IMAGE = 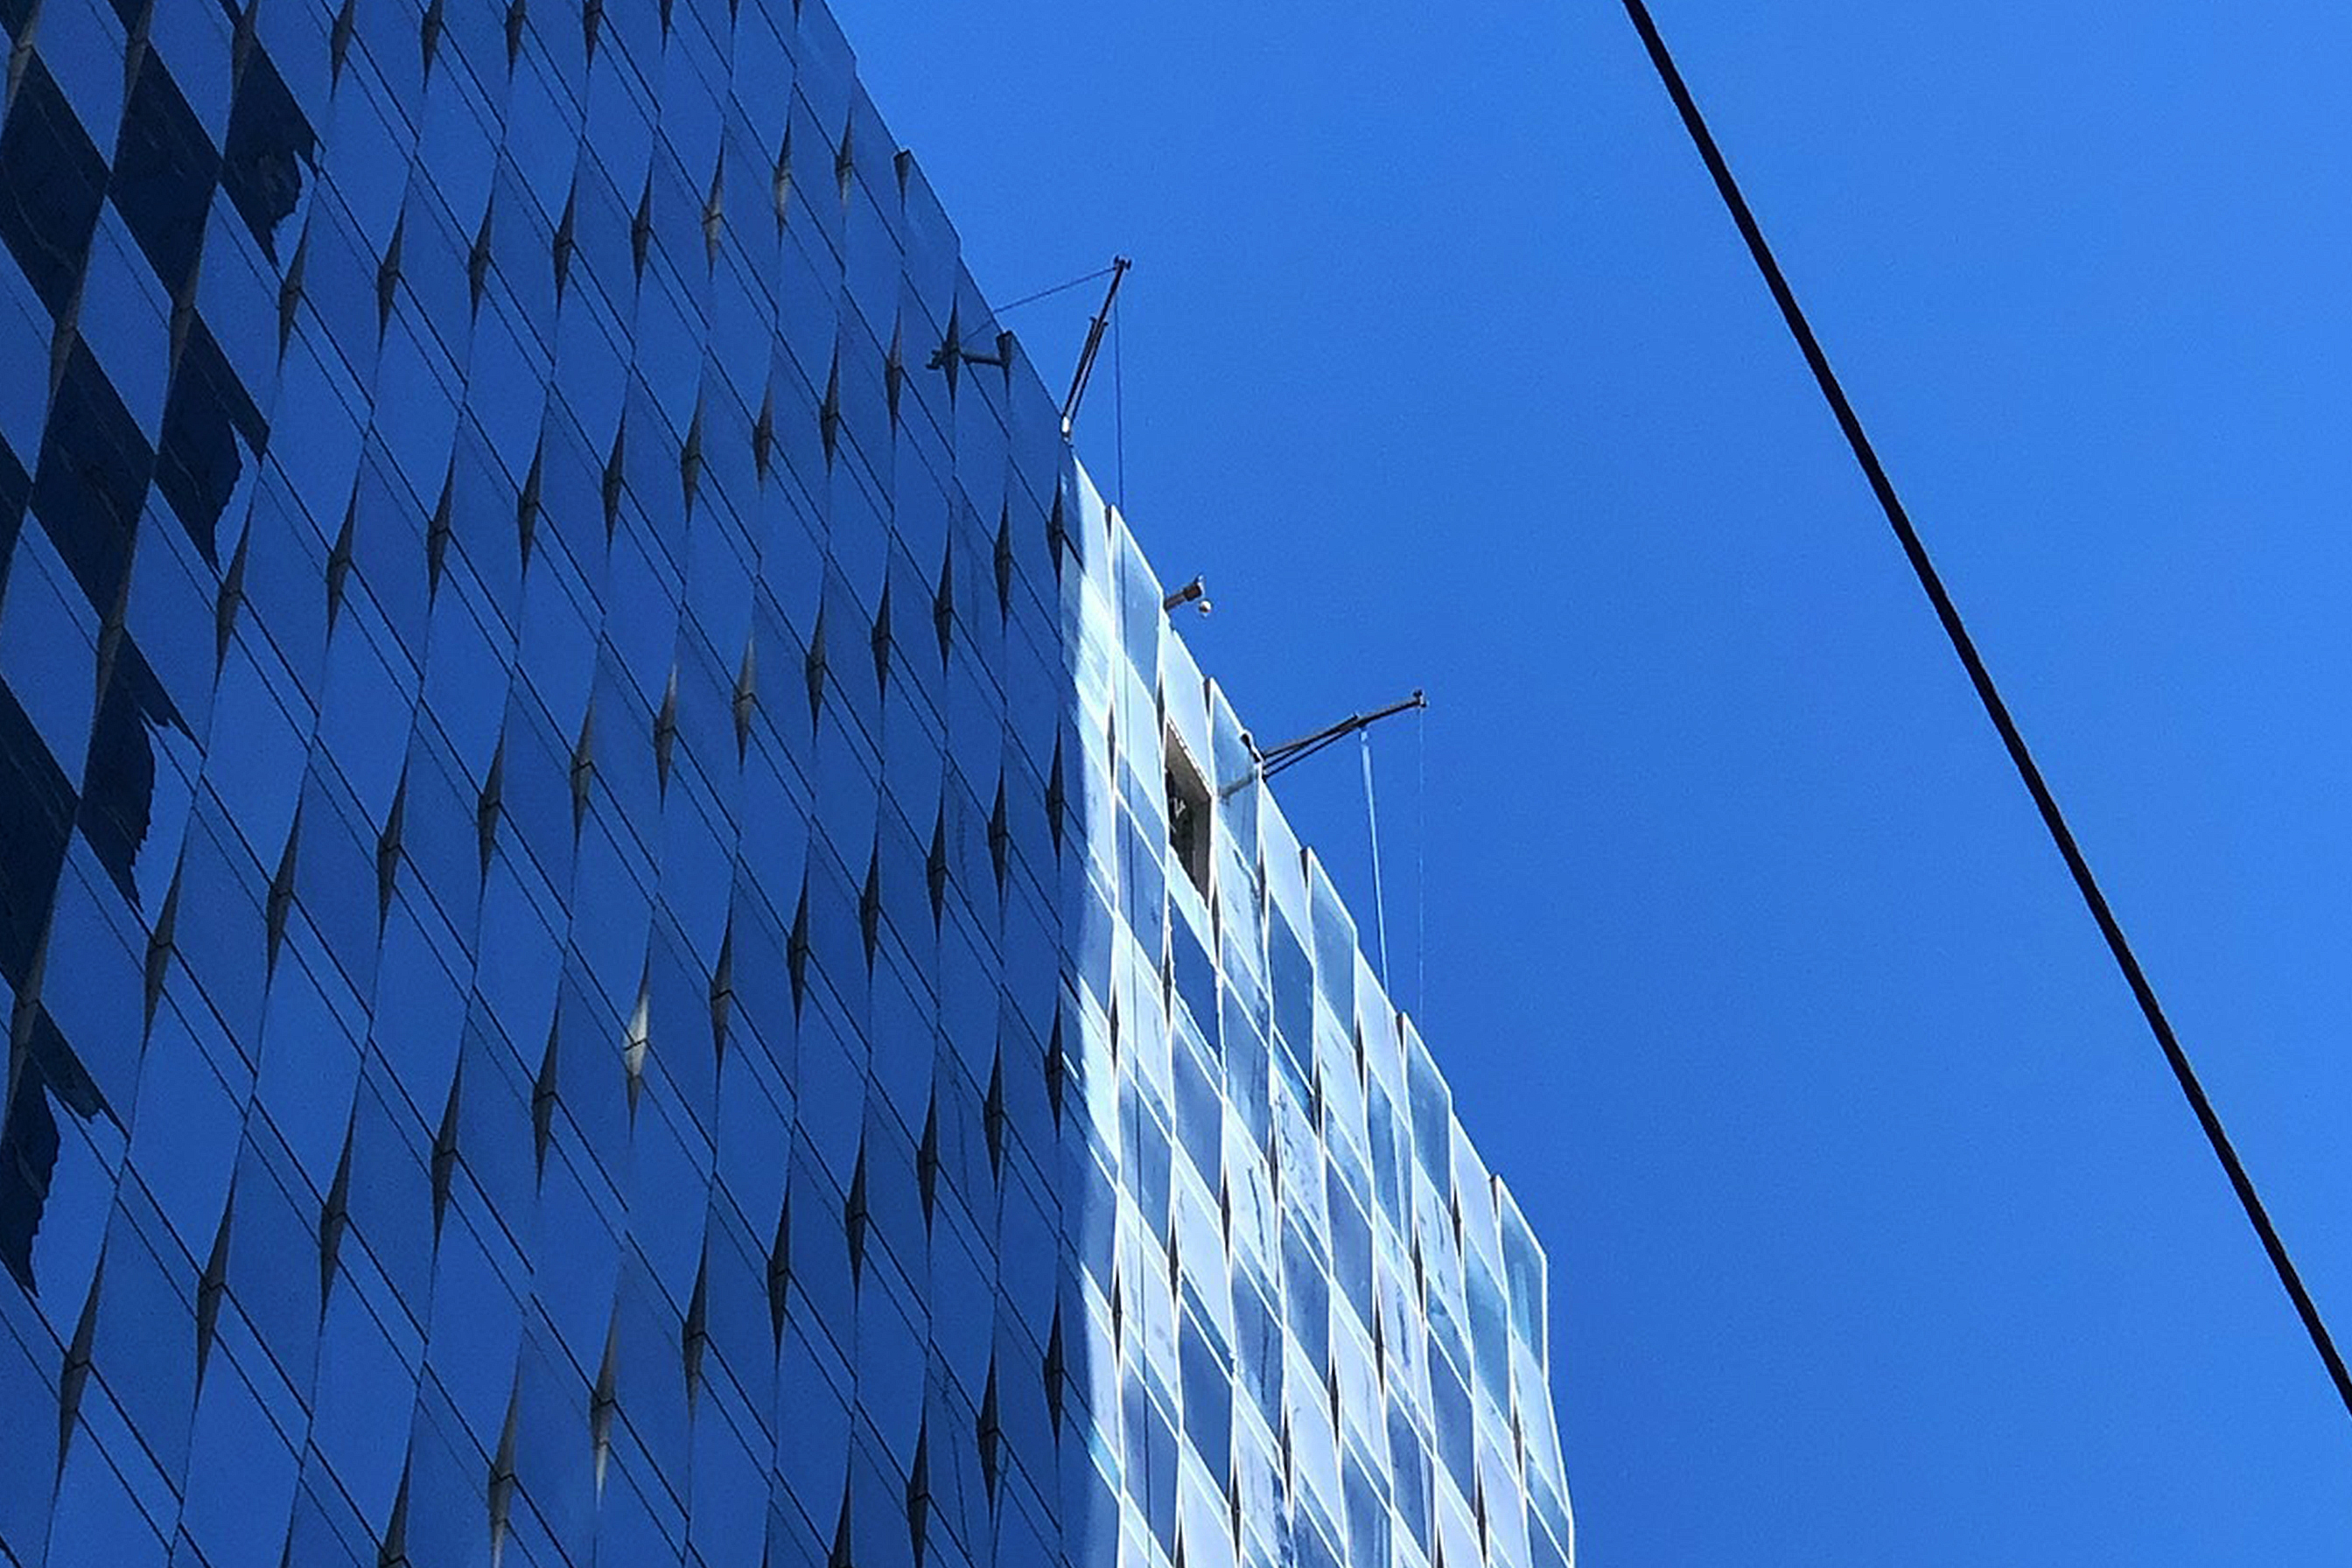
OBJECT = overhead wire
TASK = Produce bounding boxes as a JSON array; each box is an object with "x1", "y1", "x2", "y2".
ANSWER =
[
  {"x1": 995, "y1": 263, "x2": 1120, "y2": 315},
  {"x1": 1614, "y1": 0, "x2": 2352, "y2": 1423}
]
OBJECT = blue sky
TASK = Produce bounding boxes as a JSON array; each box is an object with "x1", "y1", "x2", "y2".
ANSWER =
[{"x1": 831, "y1": 1, "x2": 2352, "y2": 1559}]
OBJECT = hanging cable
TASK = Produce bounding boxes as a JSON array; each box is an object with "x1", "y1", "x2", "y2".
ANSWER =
[
  {"x1": 1362, "y1": 729, "x2": 1393, "y2": 987},
  {"x1": 1416, "y1": 702, "x2": 1428, "y2": 1018},
  {"x1": 1113, "y1": 291, "x2": 1128, "y2": 512},
  {"x1": 1616, "y1": 0, "x2": 2352, "y2": 1423}
]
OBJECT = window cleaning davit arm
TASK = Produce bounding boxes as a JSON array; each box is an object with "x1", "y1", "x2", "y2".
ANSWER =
[
  {"x1": 1060, "y1": 256, "x2": 1130, "y2": 438},
  {"x1": 1254, "y1": 690, "x2": 1425, "y2": 781}
]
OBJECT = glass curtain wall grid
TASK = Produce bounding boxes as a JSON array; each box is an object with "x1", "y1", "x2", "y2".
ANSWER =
[{"x1": 0, "y1": 1, "x2": 1573, "y2": 1566}]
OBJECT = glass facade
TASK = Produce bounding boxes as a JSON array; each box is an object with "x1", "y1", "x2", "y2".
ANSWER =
[{"x1": 0, "y1": 1, "x2": 1571, "y2": 1564}]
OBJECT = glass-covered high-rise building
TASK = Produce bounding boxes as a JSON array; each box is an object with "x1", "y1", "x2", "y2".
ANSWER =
[{"x1": 0, "y1": 1, "x2": 1575, "y2": 1564}]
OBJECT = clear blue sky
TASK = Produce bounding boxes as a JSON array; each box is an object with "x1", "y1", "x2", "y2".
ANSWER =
[{"x1": 831, "y1": 1, "x2": 2352, "y2": 1559}]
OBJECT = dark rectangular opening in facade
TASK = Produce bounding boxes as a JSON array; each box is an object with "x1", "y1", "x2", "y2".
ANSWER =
[{"x1": 1165, "y1": 731, "x2": 1213, "y2": 899}]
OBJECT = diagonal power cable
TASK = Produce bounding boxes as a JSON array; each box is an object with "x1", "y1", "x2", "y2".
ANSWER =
[{"x1": 1615, "y1": 0, "x2": 2352, "y2": 1422}]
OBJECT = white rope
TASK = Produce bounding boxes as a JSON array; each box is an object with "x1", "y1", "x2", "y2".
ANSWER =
[{"x1": 1361, "y1": 728, "x2": 1392, "y2": 987}]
